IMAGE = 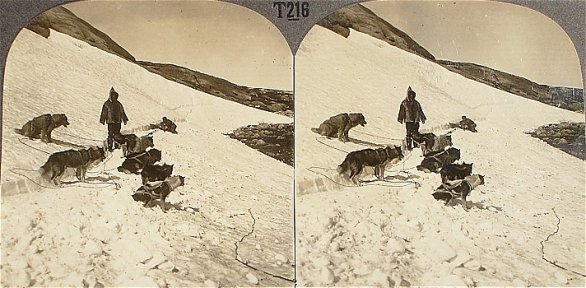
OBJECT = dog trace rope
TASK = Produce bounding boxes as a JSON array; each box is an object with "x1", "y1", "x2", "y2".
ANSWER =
[
  {"x1": 53, "y1": 130, "x2": 104, "y2": 143},
  {"x1": 351, "y1": 129, "x2": 404, "y2": 141},
  {"x1": 17, "y1": 137, "x2": 52, "y2": 155}
]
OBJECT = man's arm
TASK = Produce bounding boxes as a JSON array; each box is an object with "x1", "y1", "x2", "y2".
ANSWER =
[
  {"x1": 397, "y1": 102, "x2": 405, "y2": 123},
  {"x1": 99, "y1": 103, "x2": 108, "y2": 124}
]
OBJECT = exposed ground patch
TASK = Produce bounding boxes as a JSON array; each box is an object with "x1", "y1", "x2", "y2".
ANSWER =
[
  {"x1": 529, "y1": 122, "x2": 585, "y2": 160},
  {"x1": 227, "y1": 123, "x2": 293, "y2": 166}
]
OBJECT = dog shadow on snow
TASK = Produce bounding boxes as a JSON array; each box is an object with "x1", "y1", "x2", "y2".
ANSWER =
[
  {"x1": 59, "y1": 175, "x2": 121, "y2": 186},
  {"x1": 50, "y1": 138, "x2": 87, "y2": 149},
  {"x1": 144, "y1": 201, "x2": 200, "y2": 214},
  {"x1": 445, "y1": 198, "x2": 502, "y2": 212},
  {"x1": 347, "y1": 137, "x2": 386, "y2": 148}
]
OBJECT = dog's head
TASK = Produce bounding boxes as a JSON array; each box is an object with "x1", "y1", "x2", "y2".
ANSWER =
[
  {"x1": 349, "y1": 113, "x2": 367, "y2": 127},
  {"x1": 177, "y1": 175, "x2": 185, "y2": 186},
  {"x1": 148, "y1": 148, "x2": 162, "y2": 162},
  {"x1": 446, "y1": 147, "x2": 461, "y2": 161},
  {"x1": 463, "y1": 162, "x2": 474, "y2": 174},
  {"x1": 145, "y1": 135, "x2": 154, "y2": 147},
  {"x1": 443, "y1": 135, "x2": 453, "y2": 146},
  {"x1": 162, "y1": 163, "x2": 174, "y2": 173},
  {"x1": 167, "y1": 175, "x2": 186, "y2": 189},
  {"x1": 384, "y1": 145, "x2": 404, "y2": 163},
  {"x1": 87, "y1": 146, "x2": 106, "y2": 165},
  {"x1": 54, "y1": 114, "x2": 70, "y2": 128},
  {"x1": 465, "y1": 174, "x2": 485, "y2": 188}
]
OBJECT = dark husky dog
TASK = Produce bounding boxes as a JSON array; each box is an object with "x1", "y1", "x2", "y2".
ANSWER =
[
  {"x1": 15, "y1": 113, "x2": 70, "y2": 143},
  {"x1": 132, "y1": 175, "x2": 186, "y2": 211},
  {"x1": 118, "y1": 148, "x2": 162, "y2": 174},
  {"x1": 141, "y1": 163, "x2": 173, "y2": 185},
  {"x1": 311, "y1": 113, "x2": 367, "y2": 142},
  {"x1": 412, "y1": 131, "x2": 453, "y2": 156},
  {"x1": 114, "y1": 133, "x2": 154, "y2": 157},
  {"x1": 337, "y1": 145, "x2": 403, "y2": 185},
  {"x1": 417, "y1": 147, "x2": 460, "y2": 173},
  {"x1": 39, "y1": 146, "x2": 106, "y2": 185},
  {"x1": 440, "y1": 162, "x2": 473, "y2": 183},
  {"x1": 432, "y1": 174, "x2": 485, "y2": 211}
]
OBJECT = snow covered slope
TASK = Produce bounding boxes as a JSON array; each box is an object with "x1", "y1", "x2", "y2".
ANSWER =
[
  {"x1": 2, "y1": 29, "x2": 293, "y2": 286},
  {"x1": 295, "y1": 26, "x2": 584, "y2": 286}
]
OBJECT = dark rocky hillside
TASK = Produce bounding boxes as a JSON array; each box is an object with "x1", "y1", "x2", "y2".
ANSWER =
[
  {"x1": 137, "y1": 61, "x2": 293, "y2": 116},
  {"x1": 438, "y1": 61, "x2": 584, "y2": 113},
  {"x1": 528, "y1": 122, "x2": 585, "y2": 160},
  {"x1": 227, "y1": 123, "x2": 294, "y2": 166},
  {"x1": 318, "y1": 4, "x2": 435, "y2": 61},
  {"x1": 25, "y1": 7, "x2": 293, "y2": 116},
  {"x1": 318, "y1": 4, "x2": 583, "y2": 113},
  {"x1": 25, "y1": 7, "x2": 135, "y2": 62}
]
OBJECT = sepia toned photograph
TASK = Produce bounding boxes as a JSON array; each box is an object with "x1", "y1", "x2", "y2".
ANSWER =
[
  {"x1": 295, "y1": 0, "x2": 584, "y2": 286},
  {"x1": 1, "y1": 0, "x2": 294, "y2": 287}
]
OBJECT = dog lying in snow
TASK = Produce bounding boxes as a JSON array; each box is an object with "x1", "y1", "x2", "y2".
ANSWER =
[
  {"x1": 337, "y1": 145, "x2": 403, "y2": 185},
  {"x1": 113, "y1": 133, "x2": 154, "y2": 157},
  {"x1": 417, "y1": 147, "x2": 460, "y2": 173},
  {"x1": 440, "y1": 162, "x2": 473, "y2": 183},
  {"x1": 432, "y1": 174, "x2": 485, "y2": 211},
  {"x1": 412, "y1": 131, "x2": 453, "y2": 156},
  {"x1": 132, "y1": 175, "x2": 185, "y2": 211},
  {"x1": 141, "y1": 163, "x2": 173, "y2": 185},
  {"x1": 118, "y1": 148, "x2": 162, "y2": 174}
]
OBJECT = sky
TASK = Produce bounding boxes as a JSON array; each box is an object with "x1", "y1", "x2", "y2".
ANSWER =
[
  {"x1": 65, "y1": 0, "x2": 293, "y2": 90},
  {"x1": 63, "y1": 0, "x2": 583, "y2": 90},
  {"x1": 363, "y1": 0, "x2": 584, "y2": 89}
]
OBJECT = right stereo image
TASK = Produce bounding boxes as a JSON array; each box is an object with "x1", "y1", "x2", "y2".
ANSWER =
[{"x1": 295, "y1": 1, "x2": 584, "y2": 286}]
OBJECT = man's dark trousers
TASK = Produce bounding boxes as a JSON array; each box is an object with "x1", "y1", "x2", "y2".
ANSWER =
[
  {"x1": 107, "y1": 123, "x2": 121, "y2": 151},
  {"x1": 405, "y1": 122, "x2": 420, "y2": 150}
]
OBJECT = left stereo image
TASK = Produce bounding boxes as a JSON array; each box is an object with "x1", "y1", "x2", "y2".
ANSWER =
[{"x1": 1, "y1": 1, "x2": 294, "y2": 287}]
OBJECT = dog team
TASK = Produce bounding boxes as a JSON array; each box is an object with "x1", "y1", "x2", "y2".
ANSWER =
[
  {"x1": 17, "y1": 87, "x2": 184, "y2": 211},
  {"x1": 312, "y1": 86, "x2": 484, "y2": 211},
  {"x1": 18, "y1": 86, "x2": 482, "y2": 211}
]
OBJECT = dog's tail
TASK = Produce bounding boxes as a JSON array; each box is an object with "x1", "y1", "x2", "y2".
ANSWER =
[{"x1": 311, "y1": 127, "x2": 320, "y2": 134}]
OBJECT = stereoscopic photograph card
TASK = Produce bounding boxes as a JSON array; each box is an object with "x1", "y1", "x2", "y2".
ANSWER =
[
  {"x1": 1, "y1": 0, "x2": 293, "y2": 286},
  {"x1": 0, "y1": 0, "x2": 584, "y2": 287},
  {"x1": 294, "y1": 0, "x2": 584, "y2": 286}
]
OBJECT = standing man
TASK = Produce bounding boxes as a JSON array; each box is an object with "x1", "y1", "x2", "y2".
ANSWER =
[
  {"x1": 397, "y1": 86, "x2": 426, "y2": 150},
  {"x1": 100, "y1": 87, "x2": 128, "y2": 151}
]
